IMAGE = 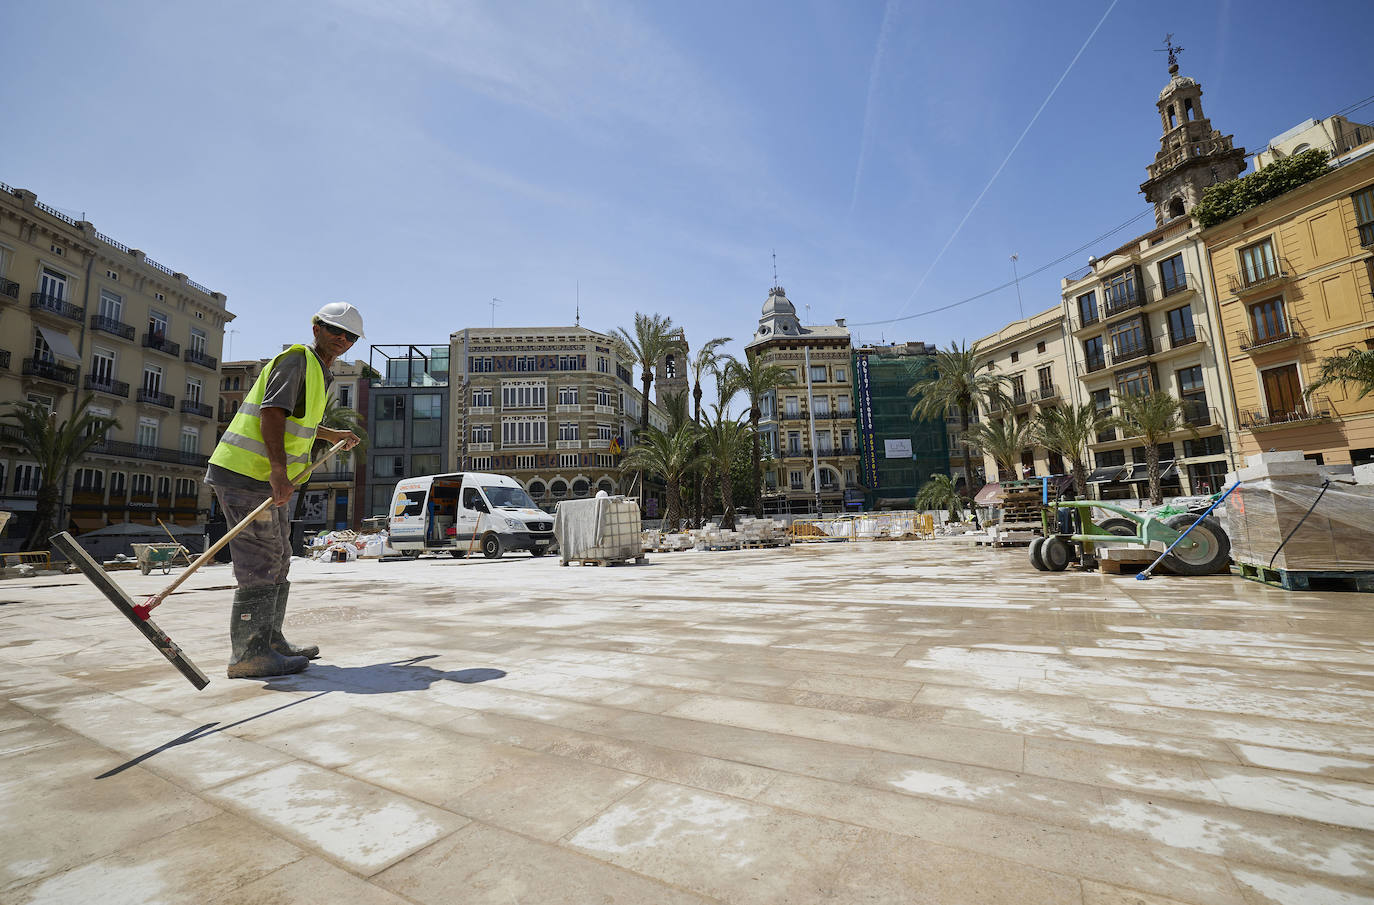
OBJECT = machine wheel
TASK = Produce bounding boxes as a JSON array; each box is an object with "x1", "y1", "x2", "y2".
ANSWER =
[
  {"x1": 1096, "y1": 517, "x2": 1138, "y2": 537},
  {"x1": 1028, "y1": 537, "x2": 1049, "y2": 571},
  {"x1": 529, "y1": 546, "x2": 547, "y2": 557},
  {"x1": 481, "y1": 533, "x2": 503, "y2": 559},
  {"x1": 1161, "y1": 514, "x2": 1231, "y2": 575},
  {"x1": 1040, "y1": 536, "x2": 1073, "y2": 572},
  {"x1": 449, "y1": 550, "x2": 465, "y2": 559},
  {"x1": 140, "y1": 562, "x2": 152, "y2": 575}
]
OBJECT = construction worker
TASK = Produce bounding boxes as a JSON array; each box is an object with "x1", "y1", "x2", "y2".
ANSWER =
[{"x1": 206, "y1": 303, "x2": 364, "y2": 678}]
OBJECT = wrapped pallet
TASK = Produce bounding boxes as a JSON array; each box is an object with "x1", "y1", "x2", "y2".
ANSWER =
[
  {"x1": 1223, "y1": 453, "x2": 1374, "y2": 572},
  {"x1": 554, "y1": 493, "x2": 644, "y2": 564}
]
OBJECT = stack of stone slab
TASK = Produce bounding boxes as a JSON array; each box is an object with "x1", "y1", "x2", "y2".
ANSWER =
[
  {"x1": 555, "y1": 495, "x2": 644, "y2": 564},
  {"x1": 1223, "y1": 452, "x2": 1374, "y2": 573},
  {"x1": 735, "y1": 518, "x2": 789, "y2": 547}
]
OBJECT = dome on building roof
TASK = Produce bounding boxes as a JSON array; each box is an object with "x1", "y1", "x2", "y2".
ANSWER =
[
  {"x1": 762, "y1": 286, "x2": 795, "y2": 318},
  {"x1": 1159, "y1": 74, "x2": 1198, "y2": 102}
]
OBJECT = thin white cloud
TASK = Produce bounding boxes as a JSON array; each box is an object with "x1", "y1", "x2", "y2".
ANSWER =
[{"x1": 848, "y1": 0, "x2": 900, "y2": 219}]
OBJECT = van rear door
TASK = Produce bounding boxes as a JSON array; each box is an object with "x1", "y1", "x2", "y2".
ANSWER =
[{"x1": 389, "y1": 481, "x2": 430, "y2": 544}]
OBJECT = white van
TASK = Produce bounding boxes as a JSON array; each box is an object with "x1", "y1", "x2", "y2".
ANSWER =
[{"x1": 387, "y1": 472, "x2": 555, "y2": 558}]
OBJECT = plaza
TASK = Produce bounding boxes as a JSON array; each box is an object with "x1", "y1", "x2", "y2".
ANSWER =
[{"x1": 2, "y1": 540, "x2": 1371, "y2": 904}]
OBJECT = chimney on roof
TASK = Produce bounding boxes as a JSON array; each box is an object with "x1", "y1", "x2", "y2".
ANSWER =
[{"x1": 835, "y1": 318, "x2": 846, "y2": 328}]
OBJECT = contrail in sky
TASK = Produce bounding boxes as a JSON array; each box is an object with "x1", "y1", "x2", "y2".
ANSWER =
[
  {"x1": 892, "y1": 0, "x2": 1121, "y2": 317},
  {"x1": 848, "y1": 0, "x2": 899, "y2": 220}
]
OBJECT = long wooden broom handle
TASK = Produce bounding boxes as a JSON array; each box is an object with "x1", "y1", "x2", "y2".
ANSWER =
[{"x1": 137, "y1": 439, "x2": 350, "y2": 616}]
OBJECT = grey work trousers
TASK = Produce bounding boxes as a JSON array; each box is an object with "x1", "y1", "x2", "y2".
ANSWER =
[{"x1": 212, "y1": 484, "x2": 291, "y2": 589}]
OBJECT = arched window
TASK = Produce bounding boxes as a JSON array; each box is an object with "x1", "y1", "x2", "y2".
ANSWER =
[
  {"x1": 572, "y1": 478, "x2": 590, "y2": 497},
  {"x1": 1168, "y1": 197, "x2": 1186, "y2": 220},
  {"x1": 550, "y1": 479, "x2": 568, "y2": 499},
  {"x1": 596, "y1": 478, "x2": 615, "y2": 496},
  {"x1": 527, "y1": 480, "x2": 546, "y2": 500}
]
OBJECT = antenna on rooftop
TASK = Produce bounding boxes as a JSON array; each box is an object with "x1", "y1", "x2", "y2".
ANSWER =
[
  {"x1": 575, "y1": 281, "x2": 580, "y2": 327},
  {"x1": 772, "y1": 249, "x2": 778, "y2": 287},
  {"x1": 1156, "y1": 34, "x2": 1184, "y2": 74},
  {"x1": 490, "y1": 297, "x2": 502, "y2": 328}
]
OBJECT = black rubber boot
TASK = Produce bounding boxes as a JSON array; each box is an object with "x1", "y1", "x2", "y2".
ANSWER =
[
  {"x1": 228, "y1": 586, "x2": 309, "y2": 679},
  {"x1": 269, "y1": 581, "x2": 320, "y2": 660}
]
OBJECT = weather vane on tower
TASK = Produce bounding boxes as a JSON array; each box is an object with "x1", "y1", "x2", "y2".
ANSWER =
[{"x1": 1157, "y1": 34, "x2": 1184, "y2": 74}]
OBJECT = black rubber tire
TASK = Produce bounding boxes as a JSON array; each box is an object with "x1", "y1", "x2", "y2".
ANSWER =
[
  {"x1": 1040, "y1": 535, "x2": 1072, "y2": 572},
  {"x1": 529, "y1": 546, "x2": 547, "y2": 557},
  {"x1": 1028, "y1": 537, "x2": 1049, "y2": 571},
  {"x1": 1096, "y1": 517, "x2": 1138, "y2": 537},
  {"x1": 449, "y1": 550, "x2": 465, "y2": 559},
  {"x1": 481, "y1": 533, "x2": 503, "y2": 559},
  {"x1": 1161, "y1": 514, "x2": 1231, "y2": 575}
]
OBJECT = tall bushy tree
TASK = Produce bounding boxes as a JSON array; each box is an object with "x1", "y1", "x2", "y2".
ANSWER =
[
  {"x1": 1033, "y1": 403, "x2": 1105, "y2": 497},
  {"x1": 2, "y1": 396, "x2": 119, "y2": 550},
  {"x1": 700, "y1": 410, "x2": 751, "y2": 529},
  {"x1": 906, "y1": 342, "x2": 1008, "y2": 493},
  {"x1": 619, "y1": 423, "x2": 704, "y2": 530},
  {"x1": 724, "y1": 355, "x2": 793, "y2": 511},
  {"x1": 1110, "y1": 391, "x2": 1185, "y2": 505}
]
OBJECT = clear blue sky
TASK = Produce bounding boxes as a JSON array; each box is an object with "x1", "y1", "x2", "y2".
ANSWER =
[{"x1": 6, "y1": 0, "x2": 1372, "y2": 375}]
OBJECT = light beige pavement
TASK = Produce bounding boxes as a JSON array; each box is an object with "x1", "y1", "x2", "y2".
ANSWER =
[{"x1": 2, "y1": 539, "x2": 1373, "y2": 905}]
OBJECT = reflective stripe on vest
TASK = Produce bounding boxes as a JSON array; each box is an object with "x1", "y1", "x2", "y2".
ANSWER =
[{"x1": 208, "y1": 344, "x2": 326, "y2": 482}]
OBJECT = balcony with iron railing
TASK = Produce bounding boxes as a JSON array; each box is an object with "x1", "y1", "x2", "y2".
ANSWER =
[
  {"x1": 30, "y1": 292, "x2": 84, "y2": 322},
  {"x1": 180, "y1": 400, "x2": 214, "y2": 419},
  {"x1": 1359, "y1": 221, "x2": 1374, "y2": 248},
  {"x1": 1237, "y1": 317, "x2": 1304, "y2": 354},
  {"x1": 142, "y1": 333, "x2": 181, "y2": 358},
  {"x1": 1031, "y1": 384, "x2": 1061, "y2": 404},
  {"x1": 89, "y1": 314, "x2": 136, "y2": 341},
  {"x1": 85, "y1": 375, "x2": 130, "y2": 398},
  {"x1": 1228, "y1": 257, "x2": 1292, "y2": 297},
  {"x1": 1106, "y1": 343, "x2": 1152, "y2": 366},
  {"x1": 1181, "y1": 401, "x2": 1217, "y2": 427},
  {"x1": 1078, "y1": 356, "x2": 1107, "y2": 376},
  {"x1": 1159, "y1": 272, "x2": 1192, "y2": 300},
  {"x1": 1241, "y1": 396, "x2": 1333, "y2": 431},
  {"x1": 1102, "y1": 287, "x2": 1147, "y2": 319},
  {"x1": 1, "y1": 278, "x2": 18, "y2": 301},
  {"x1": 137, "y1": 388, "x2": 176, "y2": 408},
  {"x1": 23, "y1": 357, "x2": 78, "y2": 386},
  {"x1": 87, "y1": 438, "x2": 210, "y2": 467},
  {"x1": 184, "y1": 348, "x2": 218, "y2": 370}
]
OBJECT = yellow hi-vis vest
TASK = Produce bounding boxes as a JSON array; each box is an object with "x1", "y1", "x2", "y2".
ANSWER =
[{"x1": 209, "y1": 344, "x2": 326, "y2": 483}]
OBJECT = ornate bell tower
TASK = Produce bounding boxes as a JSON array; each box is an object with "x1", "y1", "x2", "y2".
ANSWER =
[{"x1": 1140, "y1": 37, "x2": 1247, "y2": 226}]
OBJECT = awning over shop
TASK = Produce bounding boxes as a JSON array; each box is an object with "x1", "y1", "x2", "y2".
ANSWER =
[
  {"x1": 1086, "y1": 466, "x2": 1126, "y2": 484},
  {"x1": 1121, "y1": 460, "x2": 1178, "y2": 483},
  {"x1": 973, "y1": 482, "x2": 1002, "y2": 506},
  {"x1": 1160, "y1": 461, "x2": 1179, "y2": 481},
  {"x1": 37, "y1": 326, "x2": 80, "y2": 362}
]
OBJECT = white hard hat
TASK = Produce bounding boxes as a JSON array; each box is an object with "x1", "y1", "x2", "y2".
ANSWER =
[{"x1": 313, "y1": 302, "x2": 365, "y2": 338}]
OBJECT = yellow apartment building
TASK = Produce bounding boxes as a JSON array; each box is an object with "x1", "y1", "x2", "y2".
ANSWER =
[
  {"x1": 1203, "y1": 152, "x2": 1374, "y2": 466},
  {"x1": 0, "y1": 182, "x2": 232, "y2": 544}
]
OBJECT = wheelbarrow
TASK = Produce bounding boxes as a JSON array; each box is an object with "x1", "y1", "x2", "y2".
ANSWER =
[
  {"x1": 132, "y1": 543, "x2": 185, "y2": 576},
  {"x1": 1028, "y1": 498, "x2": 1231, "y2": 576}
]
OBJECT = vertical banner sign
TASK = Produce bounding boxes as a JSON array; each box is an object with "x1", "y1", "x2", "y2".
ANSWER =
[{"x1": 855, "y1": 355, "x2": 879, "y2": 490}]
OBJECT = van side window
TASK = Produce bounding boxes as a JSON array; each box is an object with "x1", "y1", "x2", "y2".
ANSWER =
[
  {"x1": 462, "y1": 488, "x2": 484, "y2": 510},
  {"x1": 394, "y1": 491, "x2": 425, "y2": 517}
]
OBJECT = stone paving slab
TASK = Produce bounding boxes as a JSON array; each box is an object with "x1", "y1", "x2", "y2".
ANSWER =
[{"x1": 2, "y1": 540, "x2": 1374, "y2": 904}]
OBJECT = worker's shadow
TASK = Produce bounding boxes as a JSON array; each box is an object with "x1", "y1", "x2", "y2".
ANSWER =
[
  {"x1": 95, "y1": 656, "x2": 504, "y2": 780},
  {"x1": 261, "y1": 655, "x2": 506, "y2": 694}
]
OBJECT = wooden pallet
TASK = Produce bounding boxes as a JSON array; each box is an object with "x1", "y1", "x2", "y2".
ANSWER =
[
  {"x1": 741, "y1": 540, "x2": 790, "y2": 549},
  {"x1": 1232, "y1": 561, "x2": 1374, "y2": 593},
  {"x1": 561, "y1": 555, "x2": 647, "y2": 567}
]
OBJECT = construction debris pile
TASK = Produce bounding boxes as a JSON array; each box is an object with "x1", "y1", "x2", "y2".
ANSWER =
[
  {"x1": 1224, "y1": 452, "x2": 1374, "y2": 581},
  {"x1": 307, "y1": 530, "x2": 389, "y2": 562},
  {"x1": 645, "y1": 517, "x2": 790, "y2": 552}
]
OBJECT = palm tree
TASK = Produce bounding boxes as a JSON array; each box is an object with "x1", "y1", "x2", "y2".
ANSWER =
[
  {"x1": 1307, "y1": 348, "x2": 1374, "y2": 400},
  {"x1": 966, "y1": 417, "x2": 1035, "y2": 481},
  {"x1": 619, "y1": 423, "x2": 704, "y2": 530},
  {"x1": 724, "y1": 355, "x2": 794, "y2": 511},
  {"x1": 700, "y1": 406, "x2": 750, "y2": 528},
  {"x1": 915, "y1": 474, "x2": 967, "y2": 521},
  {"x1": 686, "y1": 338, "x2": 732, "y2": 526},
  {"x1": 1034, "y1": 403, "x2": 1104, "y2": 497},
  {"x1": 906, "y1": 342, "x2": 1008, "y2": 495},
  {"x1": 1110, "y1": 391, "x2": 1185, "y2": 505},
  {"x1": 1, "y1": 396, "x2": 119, "y2": 550},
  {"x1": 611, "y1": 313, "x2": 684, "y2": 436}
]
